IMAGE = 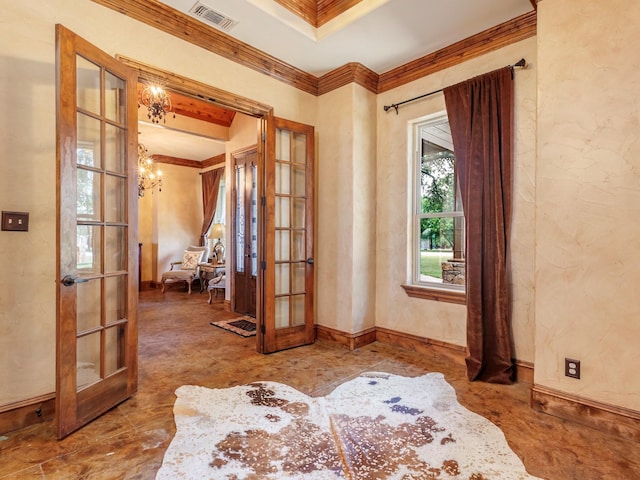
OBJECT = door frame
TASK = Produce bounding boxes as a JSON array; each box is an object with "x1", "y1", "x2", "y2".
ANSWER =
[{"x1": 115, "y1": 56, "x2": 274, "y2": 351}]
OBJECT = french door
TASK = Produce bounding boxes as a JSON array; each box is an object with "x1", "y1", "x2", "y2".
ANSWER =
[
  {"x1": 56, "y1": 25, "x2": 138, "y2": 439},
  {"x1": 232, "y1": 147, "x2": 258, "y2": 317},
  {"x1": 261, "y1": 117, "x2": 315, "y2": 353}
]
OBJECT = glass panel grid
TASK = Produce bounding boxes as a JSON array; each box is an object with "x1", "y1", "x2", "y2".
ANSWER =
[
  {"x1": 251, "y1": 164, "x2": 258, "y2": 276},
  {"x1": 76, "y1": 55, "x2": 101, "y2": 115},
  {"x1": 235, "y1": 165, "x2": 246, "y2": 273},
  {"x1": 76, "y1": 279, "x2": 102, "y2": 333},
  {"x1": 77, "y1": 333, "x2": 101, "y2": 389},
  {"x1": 105, "y1": 324, "x2": 126, "y2": 376}
]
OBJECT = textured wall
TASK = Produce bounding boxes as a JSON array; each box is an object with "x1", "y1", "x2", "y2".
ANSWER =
[
  {"x1": 375, "y1": 38, "x2": 538, "y2": 359},
  {"x1": 0, "y1": 0, "x2": 316, "y2": 406},
  {"x1": 535, "y1": 0, "x2": 640, "y2": 410}
]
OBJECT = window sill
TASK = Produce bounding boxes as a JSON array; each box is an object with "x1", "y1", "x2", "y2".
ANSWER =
[{"x1": 401, "y1": 284, "x2": 466, "y2": 305}]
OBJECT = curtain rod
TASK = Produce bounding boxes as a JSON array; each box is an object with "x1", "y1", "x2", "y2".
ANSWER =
[{"x1": 383, "y1": 58, "x2": 527, "y2": 114}]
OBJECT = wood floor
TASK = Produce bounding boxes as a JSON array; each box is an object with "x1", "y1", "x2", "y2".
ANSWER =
[{"x1": 1, "y1": 288, "x2": 639, "y2": 479}]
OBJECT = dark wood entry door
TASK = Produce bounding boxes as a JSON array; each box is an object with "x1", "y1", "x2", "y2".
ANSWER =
[{"x1": 232, "y1": 147, "x2": 258, "y2": 317}]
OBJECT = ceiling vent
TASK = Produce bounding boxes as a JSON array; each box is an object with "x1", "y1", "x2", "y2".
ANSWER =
[{"x1": 189, "y1": 2, "x2": 238, "y2": 32}]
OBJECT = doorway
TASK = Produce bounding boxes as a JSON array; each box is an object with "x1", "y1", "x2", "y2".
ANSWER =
[{"x1": 231, "y1": 147, "x2": 258, "y2": 317}]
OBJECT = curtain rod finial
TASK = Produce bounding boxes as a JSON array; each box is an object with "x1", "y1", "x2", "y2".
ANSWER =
[{"x1": 383, "y1": 104, "x2": 399, "y2": 114}]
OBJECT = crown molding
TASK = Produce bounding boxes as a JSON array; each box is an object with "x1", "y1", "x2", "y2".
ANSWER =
[
  {"x1": 93, "y1": 0, "x2": 536, "y2": 96},
  {"x1": 377, "y1": 10, "x2": 537, "y2": 93}
]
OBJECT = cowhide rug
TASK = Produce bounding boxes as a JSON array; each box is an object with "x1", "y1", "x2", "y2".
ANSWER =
[{"x1": 155, "y1": 372, "x2": 542, "y2": 479}]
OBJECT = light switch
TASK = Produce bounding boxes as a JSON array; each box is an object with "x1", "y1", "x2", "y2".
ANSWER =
[{"x1": 2, "y1": 211, "x2": 29, "y2": 231}]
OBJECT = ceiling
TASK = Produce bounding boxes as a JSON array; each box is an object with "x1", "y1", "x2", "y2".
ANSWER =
[
  {"x1": 136, "y1": 0, "x2": 534, "y2": 162},
  {"x1": 158, "y1": 0, "x2": 533, "y2": 76}
]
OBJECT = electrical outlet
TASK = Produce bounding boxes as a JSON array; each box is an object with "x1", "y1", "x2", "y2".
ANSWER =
[{"x1": 565, "y1": 358, "x2": 580, "y2": 379}]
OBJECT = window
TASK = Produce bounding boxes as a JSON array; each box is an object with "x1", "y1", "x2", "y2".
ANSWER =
[{"x1": 412, "y1": 114, "x2": 465, "y2": 292}]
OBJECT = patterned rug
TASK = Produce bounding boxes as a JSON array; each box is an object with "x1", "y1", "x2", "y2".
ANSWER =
[
  {"x1": 155, "y1": 372, "x2": 542, "y2": 479},
  {"x1": 210, "y1": 316, "x2": 256, "y2": 337}
]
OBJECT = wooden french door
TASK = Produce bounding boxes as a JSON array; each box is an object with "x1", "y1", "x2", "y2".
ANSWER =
[
  {"x1": 232, "y1": 147, "x2": 258, "y2": 317},
  {"x1": 261, "y1": 117, "x2": 315, "y2": 353},
  {"x1": 55, "y1": 25, "x2": 138, "y2": 439}
]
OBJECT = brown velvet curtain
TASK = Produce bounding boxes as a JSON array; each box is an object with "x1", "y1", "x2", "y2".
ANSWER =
[
  {"x1": 199, "y1": 168, "x2": 224, "y2": 247},
  {"x1": 443, "y1": 67, "x2": 514, "y2": 384}
]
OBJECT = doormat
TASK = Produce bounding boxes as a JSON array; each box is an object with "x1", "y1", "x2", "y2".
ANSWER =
[
  {"x1": 210, "y1": 317, "x2": 256, "y2": 337},
  {"x1": 156, "y1": 372, "x2": 542, "y2": 479}
]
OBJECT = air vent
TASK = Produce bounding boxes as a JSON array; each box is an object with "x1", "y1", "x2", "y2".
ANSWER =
[{"x1": 189, "y1": 2, "x2": 238, "y2": 32}]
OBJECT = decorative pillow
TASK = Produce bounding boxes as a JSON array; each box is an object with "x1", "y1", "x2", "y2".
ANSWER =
[{"x1": 181, "y1": 250, "x2": 202, "y2": 270}]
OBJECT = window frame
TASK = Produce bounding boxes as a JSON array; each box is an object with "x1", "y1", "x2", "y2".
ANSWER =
[{"x1": 404, "y1": 112, "x2": 466, "y2": 303}]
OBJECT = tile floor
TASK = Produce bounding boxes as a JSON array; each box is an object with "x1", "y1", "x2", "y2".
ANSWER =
[{"x1": 1, "y1": 288, "x2": 639, "y2": 479}]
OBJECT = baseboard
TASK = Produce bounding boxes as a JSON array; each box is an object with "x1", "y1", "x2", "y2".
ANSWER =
[
  {"x1": 531, "y1": 384, "x2": 640, "y2": 443},
  {"x1": 375, "y1": 326, "x2": 467, "y2": 366},
  {"x1": 0, "y1": 393, "x2": 55, "y2": 435},
  {"x1": 316, "y1": 325, "x2": 376, "y2": 350},
  {"x1": 139, "y1": 280, "x2": 154, "y2": 291},
  {"x1": 514, "y1": 360, "x2": 534, "y2": 384},
  {"x1": 316, "y1": 324, "x2": 534, "y2": 384}
]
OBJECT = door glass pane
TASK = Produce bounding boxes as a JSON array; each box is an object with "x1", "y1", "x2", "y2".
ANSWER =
[
  {"x1": 77, "y1": 333, "x2": 101, "y2": 389},
  {"x1": 275, "y1": 197, "x2": 290, "y2": 228},
  {"x1": 292, "y1": 165, "x2": 306, "y2": 196},
  {"x1": 292, "y1": 263, "x2": 305, "y2": 294},
  {"x1": 251, "y1": 164, "x2": 258, "y2": 276},
  {"x1": 104, "y1": 124, "x2": 126, "y2": 173},
  {"x1": 275, "y1": 297, "x2": 289, "y2": 329},
  {"x1": 276, "y1": 162, "x2": 290, "y2": 194},
  {"x1": 105, "y1": 275, "x2": 126, "y2": 326},
  {"x1": 275, "y1": 263, "x2": 290, "y2": 295},
  {"x1": 276, "y1": 129, "x2": 290, "y2": 161},
  {"x1": 77, "y1": 279, "x2": 101, "y2": 332},
  {"x1": 105, "y1": 324, "x2": 126, "y2": 376},
  {"x1": 292, "y1": 198, "x2": 305, "y2": 229},
  {"x1": 77, "y1": 168, "x2": 101, "y2": 221},
  {"x1": 292, "y1": 231, "x2": 305, "y2": 261},
  {"x1": 275, "y1": 230, "x2": 290, "y2": 261},
  {"x1": 77, "y1": 113, "x2": 101, "y2": 168},
  {"x1": 235, "y1": 165, "x2": 245, "y2": 273},
  {"x1": 291, "y1": 294, "x2": 305, "y2": 326},
  {"x1": 292, "y1": 133, "x2": 307, "y2": 164},
  {"x1": 105, "y1": 174, "x2": 125, "y2": 223},
  {"x1": 77, "y1": 225, "x2": 102, "y2": 274},
  {"x1": 76, "y1": 55, "x2": 100, "y2": 114},
  {"x1": 104, "y1": 71, "x2": 125, "y2": 123},
  {"x1": 105, "y1": 226, "x2": 126, "y2": 272}
]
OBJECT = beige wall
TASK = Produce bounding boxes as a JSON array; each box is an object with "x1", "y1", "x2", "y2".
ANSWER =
[
  {"x1": 535, "y1": 0, "x2": 640, "y2": 410},
  {"x1": 0, "y1": 0, "x2": 316, "y2": 406},
  {"x1": 374, "y1": 38, "x2": 538, "y2": 360},
  {"x1": 3, "y1": 0, "x2": 638, "y2": 420},
  {"x1": 316, "y1": 84, "x2": 377, "y2": 333},
  {"x1": 155, "y1": 164, "x2": 203, "y2": 281}
]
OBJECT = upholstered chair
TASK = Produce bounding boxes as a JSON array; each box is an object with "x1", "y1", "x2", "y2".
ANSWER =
[{"x1": 160, "y1": 245, "x2": 208, "y2": 294}]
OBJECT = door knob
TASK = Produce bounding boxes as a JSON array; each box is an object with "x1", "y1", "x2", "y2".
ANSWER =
[
  {"x1": 306, "y1": 258, "x2": 314, "y2": 265},
  {"x1": 62, "y1": 275, "x2": 89, "y2": 287}
]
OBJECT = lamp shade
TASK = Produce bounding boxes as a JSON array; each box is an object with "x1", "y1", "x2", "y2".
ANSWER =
[{"x1": 210, "y1": 223, "x2": 225, "y2": 240}]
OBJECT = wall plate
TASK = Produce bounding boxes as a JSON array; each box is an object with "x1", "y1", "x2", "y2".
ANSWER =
[{"x1": 1, "y1": 211, "x2": 29, "y2": 231}]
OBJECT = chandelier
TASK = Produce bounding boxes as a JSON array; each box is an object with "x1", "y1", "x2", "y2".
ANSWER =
[
  {"x1": 139, "y1": 83, "x2": 175, "y2": 124},
  {"x1": 138, "y1": 143, "x2": 163, "y2": 197}
]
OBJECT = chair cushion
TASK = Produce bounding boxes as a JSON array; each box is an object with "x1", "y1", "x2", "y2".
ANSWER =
[
  {"x1": 181, "y1": 250, "x2": 202, "y2": 270},
  {"x1": 162, "y1": 270, "x2": 196, "y2": 281}
]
